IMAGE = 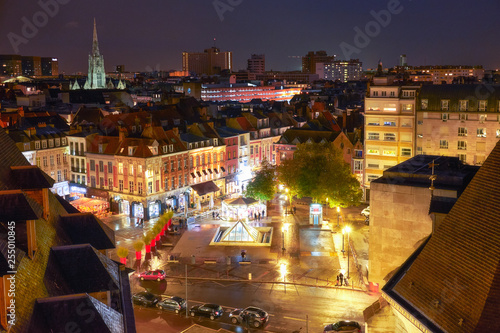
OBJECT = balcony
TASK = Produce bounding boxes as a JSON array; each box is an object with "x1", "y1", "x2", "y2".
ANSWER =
[{"x1": 71, "y1": 167, "x2": 86, "y2": 173}]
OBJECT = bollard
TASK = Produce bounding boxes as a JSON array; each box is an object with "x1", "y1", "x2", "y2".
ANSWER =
[
  {"x1": 191, "y1": 255, "x2": 195, "y2": 265},
  {"x1": 226, "y1": 256, "x2": 231, "y2": 265},
  {"x1": 248, "y1": 273, "x2": 252, "y2": 280}
]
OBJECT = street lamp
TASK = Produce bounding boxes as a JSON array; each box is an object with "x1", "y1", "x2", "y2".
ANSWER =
[
  {"x1": 336, "y1": 206, "x2": 341, "y2": 228},
  {"x1": 281, "y1": 223, "x2": 289, "y2": 253},
  {"x1": 341, "y1": 228, "x2": 345, "y2": 253},
  {"x1": 344, "y1": 226, "x2": 351, "y2": 279}
]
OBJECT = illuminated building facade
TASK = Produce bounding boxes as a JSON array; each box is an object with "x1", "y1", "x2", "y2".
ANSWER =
[
  {"x1": 182, "y1": 47, "x2": 232, "y2": 76},
  {"x1": 201, "y1": 83, "x2": 301, "y2": 103},
  {"x1": 323, "y1": 59, "x2": 362, "y2": 82},
  {"x1": 363, "y1": 77, "x2": 419, "y2": 200}
]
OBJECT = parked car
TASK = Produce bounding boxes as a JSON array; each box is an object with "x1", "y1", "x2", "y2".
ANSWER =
[
  {"x1": 139, "y1": 270, "x2": 166, "y2": 281},
  {"x1": 132, "y1": 291, "x2": 161, "y2": 307},
  {"x1": 157, "y1": 296, "x2": 186, "y2": 314},
  {"x1": 361, "y1": 206, "x2": 370, "y2": 217},
  {"x1": 323, "y1": 320, "x2": 362, "y2": 333},
  {"x1": 189, "y1": 303, "x2": 223, "y2": 320},
  {"x1": 229, "y1": 306, "x2": 269, "y2": 328}
]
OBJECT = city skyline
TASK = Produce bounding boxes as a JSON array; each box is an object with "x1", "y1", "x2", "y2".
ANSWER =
[{"x1": 0, "y1": 0, "x2": 499, "y2": 74}]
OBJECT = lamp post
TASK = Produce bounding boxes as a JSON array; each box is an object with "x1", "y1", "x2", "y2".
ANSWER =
[
  {"x1": 336, "y1": 206, "x2": 340, "y2": 228},
  {"x1": 345, "y1": 226, "x2": 351, "y2": 279},
  {"x1": 341, "y1": 228, "x2": 345, "y2": 253},
  {"x1": 281, "y1": 223, "x2": 289, "y2": 254}
]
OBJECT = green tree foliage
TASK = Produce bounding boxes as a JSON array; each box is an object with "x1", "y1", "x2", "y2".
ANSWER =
[
  {"x1": 244, "y1": 159, "x2": 277, "y2": 202},
  {"x1": 278, "y1": 142, "x2": 362, "y2": 207}
]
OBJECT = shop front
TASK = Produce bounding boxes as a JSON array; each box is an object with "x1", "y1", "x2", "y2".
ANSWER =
[
  {"x1": 148, "y1": 200, "x2": 161, "y2": 219},
  {"x1": 120, "y1": 200, "x2": 130, "y2": 215},
  {"x1": 131, "y1": 202, "x2": 144, "y2": 219},
  {"x1": 69, "y1": 183, "x2": 87, "y2": 201},
  {"x1": 221, "y1": 197, "x2": 267, "y2": 222}
]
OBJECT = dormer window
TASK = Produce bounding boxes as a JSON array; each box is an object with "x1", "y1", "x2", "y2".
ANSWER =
[
  {"x1": 195, "y1": 143, "x2": 199, "y2": 148},
  {"x1": 169, "y1": 144, "x2": 173, "y2": 152},
  {"x1": 189, "y1": 143, "x2": 193, "y2": 149},
  {"x1": 132, "y1": 126, "x2": 136, "y2": 133},
  {"x1": 98, "y1": 144, "x2": 103, "y2": 153},
  {"x1": 62, "y1": 138, "x2": 66, "y2": 145},
  {"x1": 35, "y1": 141, "x2": 40, "y2": 149},
  {"x1": 48, "y1": 139, "x2": 54, "y2": 148},
  {"x1": 162, "y1": 146, "x2": 167, "y2": 153},
  {"x1": 42, "y1": 140, "x2": 47, "y2": 149},
  {"x1": 55, "y1": 138, "x2": 60, "y2": 147},
  {"x1": 200, "y1": 142, "x2": 204, "y2": 147},
  {"x1": 128, "y1": 147, "x2": 135, "y2": 156}
]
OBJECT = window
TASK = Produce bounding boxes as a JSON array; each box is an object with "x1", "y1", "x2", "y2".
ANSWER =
[
  {"x1": 50, "y1": 156, "x2": 54, "y2": 166},
  {"x1": 460, "y1": 113, "x2": 468, "y2": 121},
  {"x1": 479, "y1": 114, "x2": 486, "y2": 123},
  {"x1": 384, "y1": 133, "x2": 396, "y2": 141},
  {"x1": 138, "y1": 165, "x2": 142, "y2": 174},
  {"x1": 477, "y1": 128, "x2": 486, "y2": 138},
  {"x1": 459, "y1": 100, "x2": 469, "y2": 111},
  {"x1": 401, "y1": 119, "x2": 412, "y2": 128},
  {"x1": 220, "y1": 152, "x2": 224, "y2": 161},
  {"x1": 213, "y1": 153, "x2": 217, "y2": 163},
  {"x1": 458, "y1": 154, "x2": 466, "y2": 163},
  {"x1": 201, "y1": 155, "x2": 205, "y2": 165},
  {"x1": 148, "y1": 182, "x2": 153, "y2": 194},
  {"x1": 108, "y1": 178, "x2": 113, "y2": 190},
  {"x1": 367, "y1": 133, "x2": 379, "y2": 140},
  {"x1": 169, "y1": 144, "x2": 173, "y2": 152},
  {"x1": 421, "y1": 99, "x2": 428, "y2": 110},
  {"x1": 354, "y1": 160, "x2": 363, "y2": 172},
  {"x1": 401, "y1": 104, "x2": 413, "y2": 113},
  {"x1": 390, "y1": 91, "x2": 395, "y2": 97},
  {"x1": 138, "y1": 182, "x2": 143, "y2": 194},
  {"x1": 98, "y1": 144, "x2": 103, "y2": 153},
  {"x1": 178, "y1": 159, "x2": 181, "y2": 170},
  {"x1": 250, "y1": 146, "x2": 254, "y2": 155},
  {"x1": 457, "y1": 141, "x2": 467, "y2": 150},
  {"x1": 367, "y1": 148, "x2": 380, "y2": 155},
  {"x1": 171, "y1": 177, "x2": 175, "y2": 190},
  {"x1": 70, "y1": 142, "x2": 73, "y2": 153},
  {"x1": 383, "y1": 120, "x2": 396, "y2": 126},
  {"x1": 354, "y1": 149, "x2": 363, "y2": 158},
  {"x1": 367, "y1": 163, "x2": 379, "y2": 169},
  {"x1": 63, "y1": 153, "x2": 67, "y2": 164},
  {"x1": 36, "y1": 157, "x2": 40, "y2": 167},
  {"x1": 171, "y1": 160, "x2": 175, "y2": 171},
  {"x1": 62, "y1": 138, "x2": 67, "y2": 145},
  {"x1": 57, "y1": 170, "x2": 61, "y2": 182},
  {"x1": 129, "y1": 181, "x2": 134, "y2": 192},
  {"x1": 441, "y1": 100, "x2": 449, "y2": 111},
  {"x1": 383, "y1": 150, "x2": 397, "y2": 156},
  {"x1": 119, "y1": 180, "x2": 124, "y2": 191},
  {"x1": 373, "y1": 91, "x2": 379, "y2": 97},
  {"x1": 179, "y1": 175, "x2": 182, "y2": 187},
  {"x1": 381, "y1": 91, "x2": 387, "y2": 97},
  {"x1": 99, "y1": 161, "x2": 104, "y2": 172},
  {"x1": 440, "y1": 140, "x2": 448, "y2": 149},
  {"x1": 56, "y1": 154, "x2": 61, "y2": 165},
  {"x1": 401, "y1": 148, "x2": 412, "y2": 157},
  {"x1": 64, "y1": 169, "x2": 67, "y2": 181},
  {"x1": 118, "y1": 163, "x2": 123, "y2": 174},
  {"x1": 479, "y1": 100, "x2": 487, "y2": 111},
  {"x1": 196, "y1": 156, "x2": 200, "y2": 167},
  {"x1": 367, "y1": 119, "x2": 380, "y2": 126},
  {"x1": 35, "y1": 141, "x2": 40, "y2": 149},
  {"x1": 128, "y1": 147, "x2": 134, "y2": 156},
  {"x1": 90, "y1": 160, "x2": 95, "y2": 171},
  {"x1": 108, "y1": 162, "x2": 113, "y2": 173},
  {"x1": 441, "y1": 113, "x2": 449, "y2": 121},
  {"x1": 48, "y1": 139, "x2": 54, "y2": 148},
  {"x1": 497, "y1": 129, "x2": 500, "y2": 138},
  {"x1": 458, "y1": 127, "x2": 467, "y2": 137},
  {"x1": 367, "y1": 174, "x2": 379, "y2": 182},
  {"x1": 129, "y1": 164, "x2": 134, "y2": 176},
  {"x1": 42, "y1": 141, "x2": 47, "y2": 149}
]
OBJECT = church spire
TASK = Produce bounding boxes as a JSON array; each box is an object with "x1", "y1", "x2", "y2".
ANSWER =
[{"x1": 92, "y1": 18, "x2": 100, "y2": 56}]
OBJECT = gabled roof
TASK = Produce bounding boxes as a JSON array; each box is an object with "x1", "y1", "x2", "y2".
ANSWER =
[
  {"x1": 279, "y1": 128, "x2": 340, "y2": 145},
  {"x1": 44, "y1": 244, "x2": 119, "y2": 295},
  {"x1": 11, "y1": 165, "x2": 54, "y2": 189},
  {"x1": 28, "y1": 294, "x2": 124, "y2": 333},
  {"x1": 0, "y1": 190, "x2": 43, "y2": 221},
  {"x1": 0, "y1": 128, "x2": 31, "y2": 191},
  {"x1": 71, "y1": 106, "x2": 105, "y2": 126},
  {"x1": 59, "y1": 213, "x2": 115, "y2": 250},
  {"x1": 384, "y1": 141, "x2": 500, "y2": 333}
]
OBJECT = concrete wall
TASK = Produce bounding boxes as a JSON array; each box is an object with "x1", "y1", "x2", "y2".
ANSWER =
[{"x1": 368, "y1": 182, "x2": 432, "y2": 287}]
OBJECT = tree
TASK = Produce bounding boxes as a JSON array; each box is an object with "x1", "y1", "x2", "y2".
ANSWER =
[
  {"x1": 278, "y1": 142, "x2": 362, "y2": 207},
  {"x1": 244, "y1": 159, "x2": 277, "y2": 202}
]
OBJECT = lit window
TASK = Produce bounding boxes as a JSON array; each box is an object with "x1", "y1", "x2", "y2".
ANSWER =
[
  {"x1": 477, "y1": 128, "x2": 486, "y2": 138},
  {"x1": 440, "y1": 140, "x2": 448, "y2": 149},
  {"x1": 458, "y1": 127, "x2": 467, "y2": 137},
  {"x1": 384, "y1": 133, "x2": 396, "y2": 141},
  {"x1": 367, "y1": 133, "x2": 379, "y2": 140},
  {"x1": 401, "y1": 148, "x2": 412, "y2": 157},
  {"x1": 459, "y1": 100, "x2": 469, "y2": 111},
  {"x1": 383, "y1": 150, "x2": 396, "y2": 156},
  {"x1": 457, "y1": 141, "x2": 467, "y2": 150},
  {"x1": 421, "y1": 99, "x2": 428, "y2": 110},
  {"x1": 479, "y1": 100, "x2": 487, "y2": 112},
  {"x1": 441, "y1": 100, "x2": 449, "y2": 111}
]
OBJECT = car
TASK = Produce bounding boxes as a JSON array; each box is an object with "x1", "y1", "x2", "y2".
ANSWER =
[
  {"x1": 157, "y1": 296, "x2": 186, "y2": 314},
  {"x1": 189, "y1": 303, "x2": 223, "y2": 320},
  {"x1": 323, "y1": 320, "x2": 362, "y2": 333},
  {"x1": 229, "y1": 306, "x2": 269, "y2": 328},
  {"x1": 139, "y1": 269, "x2": 166, "y2": 281},
  {"x1": 132, "y1": 291, "x2": 161, "y2": 307},
  {"x1": 361, "y1": 206, "x2": 370, "y2": 217}
]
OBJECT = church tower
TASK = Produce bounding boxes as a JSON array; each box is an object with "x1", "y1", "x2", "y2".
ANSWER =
[{"x1": 85, "y1": 19, "x2": 106, "y2": 89}]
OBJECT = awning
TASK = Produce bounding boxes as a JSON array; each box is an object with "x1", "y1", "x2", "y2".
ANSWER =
[
  {"x1": 190, "y1": 181, "x2": 220, "y2": 196},
  {"x1": 196, "y1": 171, "x2": 202, "y2": 177},
  {"x1": 208, "y1": 169, "x2": 213, "y2": 174},
  {"x1": 202, "y1": 170, "x2": 208, "y2": 176},
  {"x1": 214, "y1": 169, "x2": 219, "y2": 174},
  {"x1": 220, "y1": 166, "x2": 226, "y2": 172},
  {"x1": 191, "y1": 172, "x2": 196, "y2": 179}
]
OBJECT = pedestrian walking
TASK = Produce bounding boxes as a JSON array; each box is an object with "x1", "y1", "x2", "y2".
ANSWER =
[
  {"x1": 262, "y1": 210, "x2": 265, "y2": 217},
  {"x1": 254, "y1": 213, "x2": 257, "y2": 220},
  {"x1": 258, "y1": 212, "x2": 261, "y2": 221},
  {"x1": 293, "y1": 206, "x2": 297, "y2": 214},
  {"x1": 336, "y1": 275, "x2": 340, "y2": 286},
  {"x1": 339, "y1": 273, "x2": 344, "y2": 286},
  {"x1": 212, "y1": 211, "x2": 215, "y2": 219}
]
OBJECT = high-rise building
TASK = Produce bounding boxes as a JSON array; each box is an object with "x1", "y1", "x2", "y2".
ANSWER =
[
  {"x1": 21, "y1": 56, "x2": 41, "y2": 76},
  {"x1": 323, "y1": 59, "x2": 362, "y2": 82},
  {"x1": 399, "y1": 54, "x2": 407, "y2": 67},
  {"x1": 0, "y1": 55, "x2": 57, "y2": 77},
  {"x1": 0, "y1": 55, "x2": 22, "y2": 76},
  {"x1": 247, "y1": 54, "x2": 265, "y2": 75},
  {"x1": 182, "y1": 47, "x2": 233, "y2": 76},
  {"x1": 84, "y1": 19, "x2": 106, "y2": 89},
  {"x1": 301, "y1": 51, "x2": 335, "y2": 74},
  {"x1": 41, "y1": 57, "x2": 58, "y2": 76}
]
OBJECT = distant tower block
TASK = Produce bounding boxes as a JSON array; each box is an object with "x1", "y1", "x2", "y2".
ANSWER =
[{"x1": 400, "y1": 54, "x2": 407, "y2": 67}]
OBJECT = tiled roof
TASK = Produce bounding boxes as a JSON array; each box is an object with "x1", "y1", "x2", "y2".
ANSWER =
[
  {"x1": 71, "y1": 106, "x2": 105, "y2": 126},
  {"x1": 418, "y1": 84, "x2": 500, "y2": 112},
  {"x1": 11, "y1": 166, "x2": 54, "y2": 189},
  {"x1": 59, "y1": 213, "x2": 115, "y2": 250},
  {"x1": 0, "y1": 128, "x2": 31, "y2": 191},
  {"x1": 384, "y1": 141, "x2": 500, "y2": 332},
  {"x1": 279, "y1": 129, "x2": 339, "y2": 145}
]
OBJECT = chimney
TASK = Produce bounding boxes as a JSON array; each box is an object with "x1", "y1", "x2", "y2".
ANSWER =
[{"x1": 119, "y1": 127, "x2": 126, "y2": 142}]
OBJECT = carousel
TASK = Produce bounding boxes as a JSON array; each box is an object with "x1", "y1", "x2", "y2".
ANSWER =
[{"x1": 221, "y1": 197, "x2": 267, "y2": 222}]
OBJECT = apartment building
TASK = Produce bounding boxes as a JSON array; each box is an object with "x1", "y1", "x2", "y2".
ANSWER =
[
  {"x1": 364, "y1": 77, "x2": 418, "y2": 200},
  {"x1": 416, "y1": 84, "x2": 500, "y2": 165}
]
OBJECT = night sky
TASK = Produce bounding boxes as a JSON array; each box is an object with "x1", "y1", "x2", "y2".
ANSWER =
[{"x1": 1, "y1": 0, "x2": 499, "y2": 74}]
